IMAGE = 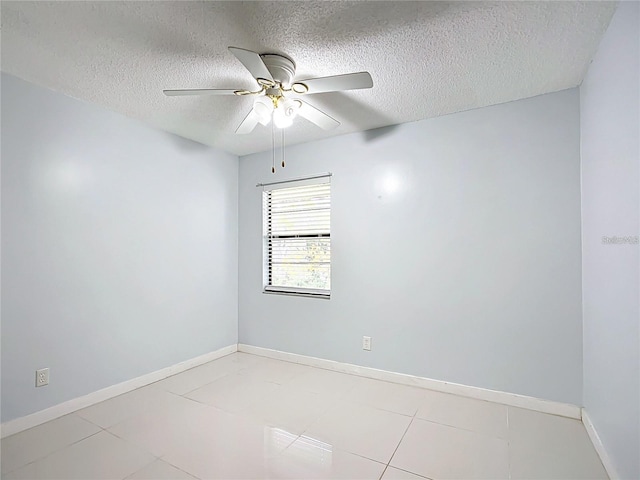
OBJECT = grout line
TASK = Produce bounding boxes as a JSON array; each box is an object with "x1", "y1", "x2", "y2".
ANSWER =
[
  {"x1": 169, "y1": 372, "x2": 235, "y2": 397},
  {"x1": 339, "y1": 449, "x2": 389, "y2": 465},
  {"x1": 103, "y1": 429, "x2": 162, "y2": 461},
  {"x1": 122, "y1": 457, "x2": 160, "y2": 480},
  {"x1": 380, "y1": 404, "x2": 435, "y2": 479},
  {"x1": 156, "y1": 456, "x2": 201, "y2": 480},
  {"x1": 385, "y1": 413, "x2": 416, "y2": 469},
  {"x1": 3, "y1": 428, "x2": 104, "y2": 476},
  {"x1": 410, "y1": 416, "x2": 508, "y2": 441},
  {"x1": 75, "y1": 412, "x2": 110, "y2": 430},
  {"x1": 270, "y1": 432, "x2": 303, "y2": 457},
  {"x1": 385, "y1": 465, "x2": 434, "y2": 479}
]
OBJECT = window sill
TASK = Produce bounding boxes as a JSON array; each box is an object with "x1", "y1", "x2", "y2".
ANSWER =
[{"x1": 262, "y1": 289, "x2": 331, "y2": 300}]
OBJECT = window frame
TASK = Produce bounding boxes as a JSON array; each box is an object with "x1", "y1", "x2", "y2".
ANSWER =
[{"x1": 262, "y1": 177, "x2": 331, "y2": 299}]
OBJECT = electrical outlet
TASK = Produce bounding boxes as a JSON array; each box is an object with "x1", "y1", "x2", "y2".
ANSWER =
[
  {"x1": 36, "y1": 368, "x2": 49, "y2": 387},
  {"x1": 362, "y1": 336, "x2": 372, "y2": 351}
]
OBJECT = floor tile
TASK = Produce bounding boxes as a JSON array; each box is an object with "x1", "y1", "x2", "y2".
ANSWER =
[
  {"x1": 509, "y1": 445, "x2": 609, "y2": 480},
  {"x1": 269, "y1": 436, "x2": 386, "y2": 479},
  {"x1": 224, "y1": 352, "x2": 270, "y2": 367},
  {"x1": 184, "y1": 372, "x2": 279, "y2": 413},
  {"x1": 345, "y1": 378, "x2": 427, "y2": 416},
  {"x1": 381, "y1": 467, "x2": 431, "y2": 480},
  {"x1": 286, "y1": 368, "x2": 360, "y2": 397},
  {"x1": 508, "y1": 406, "x2": 599, "y2": 452},
  {"x1": 508, "y1": 407, "x2": 608, "y2": 479},
  {"x1": 108, "y1": 395, "x2": 212, "y2": 457},
  {"x1": 243, "y1": 385, "x2": 339, "y2": 434},
  {"x1": 77, "y1": 384, "x2": 183, "y2": 428},
  {"x1": 415, "y1": 390, "x2": 508, "y2": 439},
  {"x1": 304, "y1": 400, "x2": 412, "y2": 464},
  {"x1": 390, "y1": 418, "x2": 509, "y2": 479},
  {"x1": 1, "y1": 414, "x2": 101, "y2": 474},
  {"x1": 152, "y1": 359, "x2": 238, "y2": 396},
  {"x1": 238, "y1": 358, "x2": 310, "y2": 384},
  {"x1": 126, "y1": 459, "x2": 197, "y2": 479},
  {"x1": 4, "y1": 431, "x2": 155, "y2": 480},
  {"x1": 161, "y1": 414, "x2": 297, "y2": 479}
]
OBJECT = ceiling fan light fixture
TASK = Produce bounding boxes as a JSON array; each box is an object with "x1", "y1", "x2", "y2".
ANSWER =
[
  {"x1": 273, "y1": 106, "x2": 294, "y2": 129},
  {"x1": 253, "y1": 96, "x2": 274, "y2": 124},
  {"x1": 272, "y1": 97, "x2": 301, "y2": 128},
  {"x1": 279, "y1": 98, "x2": 300, "y2": 118}
]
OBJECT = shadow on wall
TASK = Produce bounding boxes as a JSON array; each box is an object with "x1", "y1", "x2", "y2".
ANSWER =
[
  {"x1": 159, "y1": 129, "x2": 215, "y2": 153},
  {"x1": 362, "y1": 124, "x2": 401, "y2": 142},
  {"x1": 309, "y1": 91, "x2": 400, "y2": 142}
]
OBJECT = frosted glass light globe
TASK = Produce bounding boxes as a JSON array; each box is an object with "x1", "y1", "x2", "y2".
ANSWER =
[
  {"x1": 273, "y1": 107, "x2": 293, "y2": 128},
  {"x1": 253, "y1": 96, "x2": 274, "y2": 125},
  {"x1": 273, "y1": 98, "x2": 301, "y2": 128}
]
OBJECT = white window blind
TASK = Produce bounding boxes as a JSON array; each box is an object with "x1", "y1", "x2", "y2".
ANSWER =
[{"x1": 263, "y1": 179, "x2": 331, "y2": 298}]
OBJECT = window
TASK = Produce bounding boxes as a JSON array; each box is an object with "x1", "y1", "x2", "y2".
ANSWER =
[{"x1": 263, "y1": 177, "x2": 331, "y2": 298}]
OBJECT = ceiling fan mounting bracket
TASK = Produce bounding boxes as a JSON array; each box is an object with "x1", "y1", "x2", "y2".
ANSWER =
[{"x1": 261, "y1": 54, "x2": 296, "y2": 87}]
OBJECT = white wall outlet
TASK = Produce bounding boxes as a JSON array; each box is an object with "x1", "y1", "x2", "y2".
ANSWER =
[
  {"x1": 362, "y1": 336, "x2": 372, "y2": 351},
  {"x1": 36, "y1": 368, "x2": 49, "y2": 387}
]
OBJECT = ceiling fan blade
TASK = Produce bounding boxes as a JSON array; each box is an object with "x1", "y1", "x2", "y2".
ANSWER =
[
  {"x1": 297, "y1": 101, "x2": 340, "y2": 130},
  {"x1": 295, "y1": 72, "x2": 373, "y2": 94},
  {"x1": 228, "y1": 47, "x2": 274, "y2": 83},
  {"x1": 236, "y1": 109, "x2": 260, "y2": 134},
  {"x1": 163, "y1": 89, "x2": 238, "y2": 96}
]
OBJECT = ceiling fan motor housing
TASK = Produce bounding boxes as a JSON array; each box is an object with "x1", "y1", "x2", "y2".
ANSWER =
[{"x1": 261, "y1": 54, "x2": 296, "y2": 87}]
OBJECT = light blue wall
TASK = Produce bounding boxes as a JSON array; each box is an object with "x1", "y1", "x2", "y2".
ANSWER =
[
  {"x1": 239, "y1": 89, "x2": 583, "y2": 405},
  {"x1": 1, "y1": 73, "x2": 239, "y2": 422},
  {"x1": 580, "y1": 2, "x2": 640, "y2": 478}
]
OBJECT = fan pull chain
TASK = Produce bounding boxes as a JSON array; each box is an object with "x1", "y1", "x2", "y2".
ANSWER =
[
  {"x1": 271, "y1": 116, "x2": 275, "y2": 174},
  {"x1": 281, "y1": 127, "x2": 286, "y2": 168}
]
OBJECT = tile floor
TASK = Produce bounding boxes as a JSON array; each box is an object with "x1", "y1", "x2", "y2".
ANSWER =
[{"x1": 1, "y1": 353, "x2": 608, "y2": 479}]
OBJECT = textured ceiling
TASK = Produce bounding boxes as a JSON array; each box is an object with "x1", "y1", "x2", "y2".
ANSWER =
[{"x1": 1, "y1": 1, "x2": 616, "y2": 156}]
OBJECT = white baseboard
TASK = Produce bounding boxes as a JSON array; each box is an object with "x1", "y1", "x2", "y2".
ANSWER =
[
  {"x1": 582, "y1": 409, "x2": 618, "y2": 479},
  {"x1": 1, "y1": 344, "x2": 237, "y2": 438},
  {"x1": 238, "y1": 344, "x2": 582, "y2": 419}
]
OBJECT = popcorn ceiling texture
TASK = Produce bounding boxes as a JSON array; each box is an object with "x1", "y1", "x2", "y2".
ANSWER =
[{"x1": 1, "y1": 1, "x2": 616, "y2": 156}]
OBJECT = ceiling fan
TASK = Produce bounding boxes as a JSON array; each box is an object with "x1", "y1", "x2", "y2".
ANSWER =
[{"x1": 163, "y1": 47, "x2": 373, "y2": 134}]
